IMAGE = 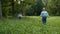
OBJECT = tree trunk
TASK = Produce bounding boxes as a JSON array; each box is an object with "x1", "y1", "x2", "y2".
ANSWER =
[
  {"x1": 0, "y1": 0, "x2": 2, "y2": 19},
  {"x1": 11, "y1": 0, "x2": 15, "y2": 16}
]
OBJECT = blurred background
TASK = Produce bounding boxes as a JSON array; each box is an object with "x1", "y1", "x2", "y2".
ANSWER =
[
  {"x1": 0, "y1": 0, "x2": 60, "y2": 18},
  {"x1": 0, "y1": 0, "x2": 60, "y2": 34}
]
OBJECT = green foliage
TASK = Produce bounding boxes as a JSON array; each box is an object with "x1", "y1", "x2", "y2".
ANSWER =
[
  {"x1": 26, "y1": 0, "x2": 43, "y2": 16},
  {"x1": 1, "y1": 0, "x2": 36, "y2": 17},
  {"x1": 1, "y1": 0, "x2": 60, "y2": 17},
  {"x1": 1, "y1": 0, "x2": 43, "y2": 17},
  {"x1": 46, "y1": 0, "x2": 60, "y2": 16},
  {"x1": 2, "y1": 0, "x2": 12, "y2": 17},
  {"x1": 21, "y1": 0, "x2": 35, "y2": 15}
]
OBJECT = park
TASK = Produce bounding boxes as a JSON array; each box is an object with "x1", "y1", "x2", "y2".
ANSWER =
[
  {"x1": 0, "y1": 16, "x2": 60, "y2": 34},
  {"x1": 0, "y1": 0, "x2": 60, "y2": 34}
]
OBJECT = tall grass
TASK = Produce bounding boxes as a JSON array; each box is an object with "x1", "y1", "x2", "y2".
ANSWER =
[{"x1": 0, "y1": 16, "x2": 60, "y2": 34}]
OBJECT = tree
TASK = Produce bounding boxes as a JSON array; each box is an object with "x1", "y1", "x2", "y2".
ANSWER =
[
  {"x1": 26, "y1": 0, "x2": 43, "y2": 16},
  {"x1": 1, "y1": 0, "x2": 43, "y2": 17},
  {"x1": 46, "y1": 0, "x2": 60, "y2": 16},
  {"x1": 11, "y1": 0, "x2": 15, "y2": 16},
  {"x1": 0, "y1": 0, "x2": 2, "y2": 18},
  {"x1": 17, "y1": 0, "x2": 35, "y2": 15}
]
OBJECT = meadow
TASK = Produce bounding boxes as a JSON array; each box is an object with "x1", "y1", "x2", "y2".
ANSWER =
[{"x1": 0, "y1": 16, "x2": 60, "y2": 34}]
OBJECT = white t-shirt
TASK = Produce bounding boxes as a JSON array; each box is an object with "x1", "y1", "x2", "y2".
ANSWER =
[
  {"x1": 18, "y1": 14, "x2": 22, "y2": 17},
  {"x1": 40, "y1": 11, "x2": 49, "y2": 17}
]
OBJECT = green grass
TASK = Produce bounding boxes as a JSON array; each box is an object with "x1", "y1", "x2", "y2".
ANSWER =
[{"x1": 0, "y1": 16, "x2": 60, "y2": 34}]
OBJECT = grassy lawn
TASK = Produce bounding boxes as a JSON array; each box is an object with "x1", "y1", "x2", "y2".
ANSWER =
[{"x1": 0, "y1": 16, "x2": 60, "y2": 34}]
